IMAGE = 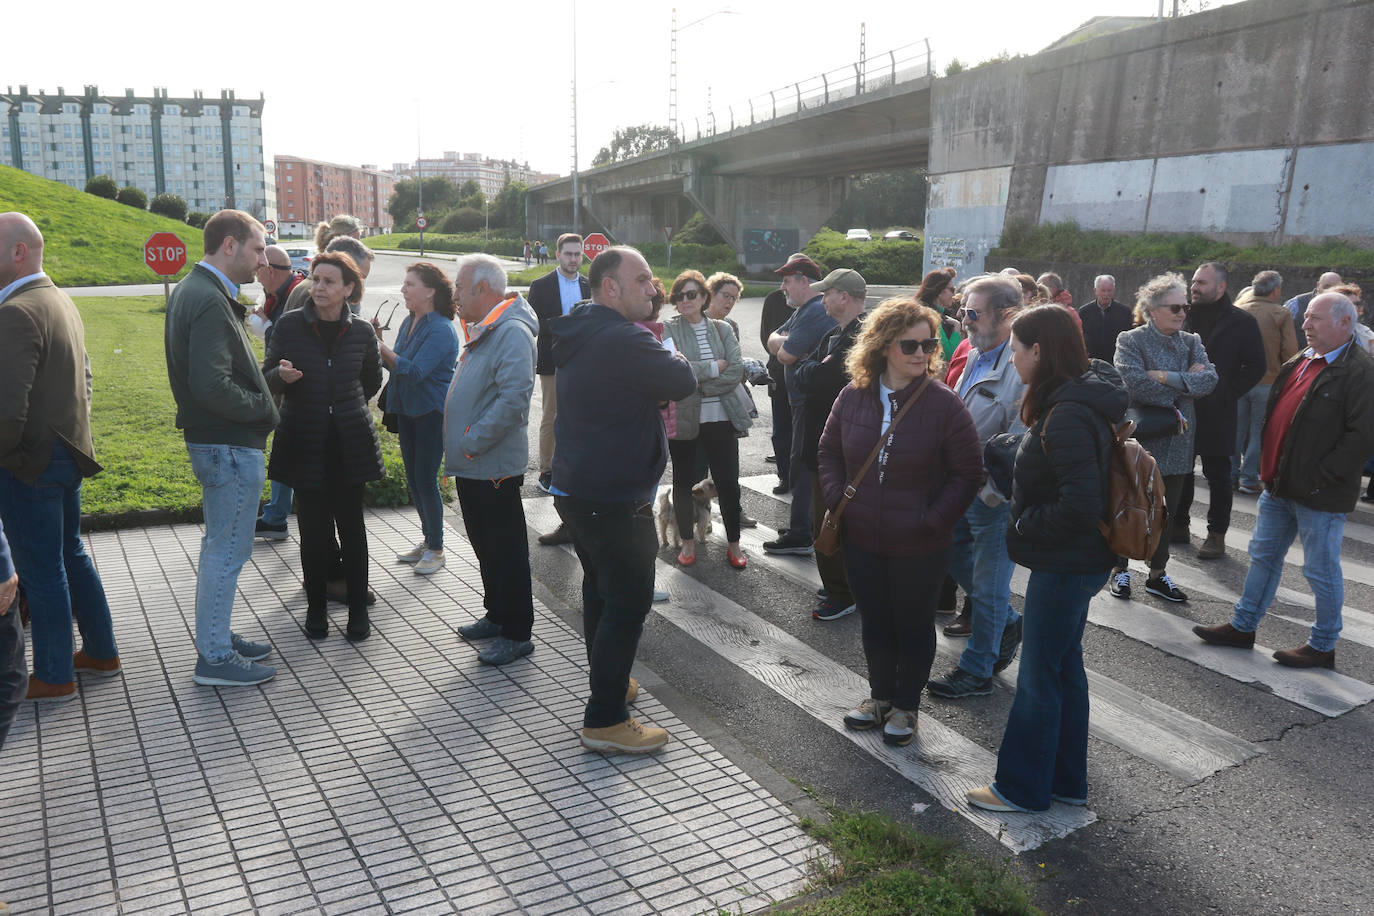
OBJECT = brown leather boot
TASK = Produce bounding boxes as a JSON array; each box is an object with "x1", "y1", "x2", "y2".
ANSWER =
[
  {"x1": 1196, "y1": 532, "x2": 1226, "y2": 560},
  {"x1": 1193, "y1": 622, "x2": 1255, "y2": 648},
  {"x1": 1273, "y1": 644, "x2": 1335, "y2": 669}
]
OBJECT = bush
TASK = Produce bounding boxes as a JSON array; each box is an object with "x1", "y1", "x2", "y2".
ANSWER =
[
  {"x1": 85, "y1": 175, "x2": 118, "y2": 199},
  {"x1": 149, "y1": 193, "x2": 188, "y2": 222},
  {"x1": 802, "y1": 228, "x2": 925, "y2": 284},
  {"x1": 186, "y1": 211, "x2": 210, "y2": 229},
  {"x1": 115, "y1": 186, "x2": 147, "y2": 209},
  {"x1": 675, "y1": 211, "x2": 727, "y2": 246},
  {"x1": 442, "y1": 207, "x2": 485, "y2": 233},
  {"x1": 384, "y1": 233, "x2": 524, "y2": 258}
]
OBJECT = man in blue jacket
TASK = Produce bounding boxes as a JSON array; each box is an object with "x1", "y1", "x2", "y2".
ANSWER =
[{"x1": 550, "y1": 246, "x2": 696, "y2": 754}]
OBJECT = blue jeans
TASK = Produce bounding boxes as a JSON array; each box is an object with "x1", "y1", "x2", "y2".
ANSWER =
[
  {"x1": 0, "y1": 444, "x2": 117, "y2": 685},
  {"x1": 259, "y1": 479, "x2": 293, "y2": 526},
  {"x1": 400, "y1": 411, "x2": 445, "y2": 551},
  {"x1": 1233, "y1": 383, "x2": 1270, "y2": 488},
  {"x1": 1231, "y1": 491, "x2": 1345, "y2": 651},
  {"x1": 947, "y1": 498, "x2": 1019, "y2": 679},
  {"x1": 187, "y1": 444, "x2": 266, "y2": 663},
  {"x1": 993, "y1": 569, "x2": 1107, "y2": 811},
  {"x1": 555, "y1": 495, "x2": 657, "y2": 728}
]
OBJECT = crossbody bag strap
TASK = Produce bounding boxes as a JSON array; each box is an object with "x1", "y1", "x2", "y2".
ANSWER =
[{"x1": 830, "y1": 375, "x2": 933, "y2": 523}]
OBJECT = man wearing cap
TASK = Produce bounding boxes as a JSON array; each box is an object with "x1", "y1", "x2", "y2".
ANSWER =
[
  {"x1": 764, "y1": 254, "x2": 836, "y2": 555},
  {"x1": 792, "y1": 268, "x2": 868, "y2": 618}
]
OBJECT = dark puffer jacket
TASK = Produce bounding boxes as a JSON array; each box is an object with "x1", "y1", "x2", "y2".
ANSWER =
[
  {"x1": 1006, "y1": 361, "x2": 1128, "y2": 573},
  {"x1": 818, "y1": 376, "x2": 983, "y2": 557},
  {"x1": 263, "y1": 303, "x2": 384, "y2": 490}
]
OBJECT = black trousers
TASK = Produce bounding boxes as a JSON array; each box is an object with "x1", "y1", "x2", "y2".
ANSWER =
[
  {"x1": 1118, "y1": 473, "x2": 1188, "y2": 572},
  {"x1": 669, "y1": 422, "x2": 742, "y2": 542},
  {"x1": 296, "y1": 486, "x2": 368, "y2": 615},
  {"x1": 0, "y1": 603, "x2": 25, "y2": 751},
  {"x1": 555, "y1": 495, "x2": 657, "y2": 729},
  {"x1": 1176, "y1": 455, "x2": 1233, "y2": 535},
  {"x1": 455, "y1": 475, "x2": 533, "y2": 641},
  {"x1": 810, "y1": 475, "x2": 852, "y2": 606},
  {"x1": 843, "y1": 540, "x2": 950, "y2": 710},
  {"x1": 769, "y1": 381, "x2": 792, "y2": 485}
]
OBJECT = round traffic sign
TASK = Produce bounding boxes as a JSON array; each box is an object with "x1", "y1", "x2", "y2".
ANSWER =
[
  {"x1": 582, "y1": 232, "x2": 611, "y2": 259},
  {"x1": 264, "y1": 219, "x2": 277, "y2": 236},
  {"x1": 416, "y1": 216, "x2": 429, "y2": 230},
  {"x1": 144, "y1": 232, "x2": 187, "y2": 276}
]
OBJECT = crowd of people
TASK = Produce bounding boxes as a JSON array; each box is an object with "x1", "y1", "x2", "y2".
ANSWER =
[{"x1": 2, "y1": 206, "x2": 1373, "y2": 810}]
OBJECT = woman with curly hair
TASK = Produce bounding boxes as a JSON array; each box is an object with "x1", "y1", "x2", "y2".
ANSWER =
[{"x1": 818, "y1": 298, "x2": 982, "y2": 747}]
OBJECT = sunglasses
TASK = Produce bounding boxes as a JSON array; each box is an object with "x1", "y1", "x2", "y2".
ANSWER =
[
  {"x1": 958, "y1": 307, "x2": 981, "y2": 322},
  {"x1": 268, "y1": 263, "x2": 292, "y2": 270},
  {"x1": 898, "y1": 337, "x2": 940, "y2": 356},
  {"x1": 677, "y1": 289, "x2": 704, "y2": 301},
  {"x1": 1164, "y1": 303, "x2": 1191, "y2": 314}
]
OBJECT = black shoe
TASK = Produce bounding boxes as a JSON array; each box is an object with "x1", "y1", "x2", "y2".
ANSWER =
[
  {"x1": 346, "y1": 612, "x2": 371, "y2": 642},
  {"x1": 537, "y1": 471, "x2": 553, "y2": 494},
  {"x1": 1108, "y1": 570, "x2": 1131, "y2": 599},
  {"x1": 739, "y1": 512, "x2": 759, "y2": 529},
  {"x1": 927, "y1": 667, "x2": 993, "y2": 698},
  {"x1": 943, "y1": 611, "x2": 972, "y2": 637},
  {"x1": 762, "y1": 530, "x2": 813, "y2": 556},
  {"x1": 304, "y1": 607, "x2": 328, "y2": 639},
  {"x1": 772, "y1": 482, "x2": 791, "y2": 495},
  {"x1": 765, "y1": 455, "x2": 778, "y2": 464},
  {"x1": 1361, "y1": 492, "x2": 1374, "y2": 504},
  {"x1": 1144, "y1": 573, "x2": 1187, "y2": 603},
  {"x1": 256, "y1": 519, "x2": 288, "y2": 541},
  {"x1": 993, "y1": 616, "x2": 1023, "y2": 674},
  {"x1": 538, "y1": 523, "x2": 571, "y2": 546}
]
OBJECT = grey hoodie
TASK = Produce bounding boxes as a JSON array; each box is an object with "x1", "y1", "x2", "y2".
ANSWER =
[{"x1": 443, "y1": 294, "x2": 538, "y2": 480}]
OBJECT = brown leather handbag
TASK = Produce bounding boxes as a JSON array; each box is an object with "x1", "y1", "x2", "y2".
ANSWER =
[{"x1": 814, "y1": 376, "x2": 931, "y2": 556}]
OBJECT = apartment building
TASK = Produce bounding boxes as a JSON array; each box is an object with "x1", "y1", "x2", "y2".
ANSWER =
[
  {"x1": 392, "y1": 152, "x2": 559, "y2": 199},
  {"x1": 274, "y1": 156, "x2": 396, "y2": 238}
]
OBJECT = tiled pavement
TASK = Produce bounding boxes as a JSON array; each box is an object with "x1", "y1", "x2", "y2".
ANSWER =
[{"x1": 0, "y1": 508, "x2": 820, "y2": 915}]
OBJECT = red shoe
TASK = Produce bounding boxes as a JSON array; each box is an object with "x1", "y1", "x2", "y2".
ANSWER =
[
  {"x1": 677, "y1": 550, "x2": 696, "y2": 567},
  {"x1": 727, "y1": 547, "x2": 748, "y2": 569}
]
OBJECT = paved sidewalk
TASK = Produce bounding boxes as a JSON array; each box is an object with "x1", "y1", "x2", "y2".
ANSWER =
[{"x1": 0, "y1": 508, "x2": 817, "y2": 915}]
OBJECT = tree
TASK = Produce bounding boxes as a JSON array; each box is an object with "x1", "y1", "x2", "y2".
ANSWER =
[
  {"x1": 116, "y1": 186, "x2": 148, "y2": 209},
  {"x1": 824, "y1": 169, "x2": 929, "y2": 232},
  {"x1": 186, "y1": 211, "x2": 210, "y2": 229},
  {"x1": 387, "y1": 176, "x2": 461, "y2": 228},
  {"x1": 456, "y1": 179, "x2": 485, "y2": 212},
  {"x1": 592, "y1": 124, "x2": 677, "y2": 167},
  {"x1": 86, "y1": 175, "x2": 118, "y2": 199},
  {"x1": 441, "y1": 207, "x2": 485, "y2": 233},
  {"x1": 149, "y1": 193, "x2": 188, "y2": 222},
  {"x1": 491, "y1": 180, "x2": 527, "y2": 231}
]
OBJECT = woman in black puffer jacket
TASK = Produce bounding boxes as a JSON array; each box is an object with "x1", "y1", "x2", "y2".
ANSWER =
[
  {"x1": 264, "y1": 251, "x2": 384, "y2": 641},
  {"x1": 968, "y1": 305, "x2": 1127, "y2": 815}
]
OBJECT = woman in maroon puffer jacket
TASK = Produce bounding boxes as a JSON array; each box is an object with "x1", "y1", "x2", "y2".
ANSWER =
[{"x1": 818, "y1": 299, "x2": 984, "y2": 748}]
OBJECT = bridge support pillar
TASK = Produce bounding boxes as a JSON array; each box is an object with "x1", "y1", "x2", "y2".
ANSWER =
[{"x1": 688, "y1": 174, "x2": 847, "y2": 273}]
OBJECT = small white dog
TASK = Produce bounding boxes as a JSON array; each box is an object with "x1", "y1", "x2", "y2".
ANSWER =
[{"x1": 656, "y1": 478, "x2": 717, "y2": 548}]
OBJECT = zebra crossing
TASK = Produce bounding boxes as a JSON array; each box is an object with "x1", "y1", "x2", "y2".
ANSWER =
[{"x1": 520, "y1": 474, "x2": 1374, "y2": 852}]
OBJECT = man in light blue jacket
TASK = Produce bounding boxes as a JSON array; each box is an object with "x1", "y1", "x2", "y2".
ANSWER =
[{"x1": 444, "y1": 254, "x2": 540, "y2": 666}]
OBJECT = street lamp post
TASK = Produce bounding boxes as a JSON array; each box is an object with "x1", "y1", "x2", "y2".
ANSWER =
[{"x1": 669, "y1": 7, "x2": 738, "y2": 138}]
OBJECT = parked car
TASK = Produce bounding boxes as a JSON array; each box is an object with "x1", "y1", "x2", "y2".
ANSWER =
[
  {"x1": 284, "y1": 246, "x2": 315, "y2": 274},
  {"x1": 883, "y1": 230, "x2": 919, "y2": 241},
  {"x1": 845, "y1": 229, "x2": 872, "y2": 242}
]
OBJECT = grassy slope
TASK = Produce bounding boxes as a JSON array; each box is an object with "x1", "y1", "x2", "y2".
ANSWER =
[{"x1": 0, "y1": 165, "x2": 198, "y2": 285}]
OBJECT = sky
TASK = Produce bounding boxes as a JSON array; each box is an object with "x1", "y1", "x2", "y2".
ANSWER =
[{"x1": 6, "y1": 0, "x2": 1237, "y2": 178}]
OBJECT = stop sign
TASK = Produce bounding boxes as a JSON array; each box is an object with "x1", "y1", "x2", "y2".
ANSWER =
[
  {"x1": 145, "y1": 232, "x2": 187, "y2": 276},
  {"x1": 581, "y1": 232, "x2": 611, "y2": 259}
]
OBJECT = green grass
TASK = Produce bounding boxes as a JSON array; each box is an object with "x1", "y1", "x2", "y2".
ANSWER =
[
  {"x1": 78, "y1": 295, "x2": 439, "y2": 521},
  {"x1": 502, "y1": 263, "x2": 773, "y2": 298},
  {"x1": 0, "y1": 165, "x2": 201, "y2": 286}
]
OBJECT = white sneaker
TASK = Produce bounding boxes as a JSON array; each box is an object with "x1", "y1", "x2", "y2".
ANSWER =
[
  {"x1": 396, "y1": 543, "x2": 425, "y2": 564},
  {"x1": 414, "y1": 549, "x2": 446, "y2": 576}
]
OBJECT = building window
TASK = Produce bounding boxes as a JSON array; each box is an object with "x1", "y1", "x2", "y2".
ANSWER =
[
  {"x1": 94, "y1": 103, "x2": 110, "y2": 115},
  {"x1": 21, "y1": 103, "x2": 37, "y2": 113},
  {"x1": 165, "y1": 104, "x2": 179, "y2": 116},
  {"x1": 134, "y1": 104, "x2": 150, "y2": 115}
]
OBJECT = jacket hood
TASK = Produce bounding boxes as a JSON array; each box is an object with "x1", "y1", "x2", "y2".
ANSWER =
[
  {"x1": 464, "y1": 294, "x2": 538, "y2": 347},
  {"x1": 549, "y1": 301, "x2": 623, "y2": 368},
  {"x1": 1047, "y1": 359, "x2": 1128, "y2": 424}
]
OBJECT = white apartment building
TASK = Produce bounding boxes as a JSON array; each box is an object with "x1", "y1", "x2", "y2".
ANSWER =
[
  {"x1": 391, "y1": 152, "x2": 560, "y2": 199},
  {"x1": 1, "y1": 85, "x2": 274, "y2": 222}
]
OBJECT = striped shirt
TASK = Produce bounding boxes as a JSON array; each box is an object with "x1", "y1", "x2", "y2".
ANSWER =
[{"x1": 689, "y1": 319, "x2": 727, "y2": 423}]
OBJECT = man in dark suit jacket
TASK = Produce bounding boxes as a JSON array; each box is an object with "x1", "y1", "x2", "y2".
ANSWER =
[
  {"x1": 0, "y1": 212, "x2": 119, "y2": 704},
  {"x1": 1079, "y1": 274, "x2": 1134, "y2": 364},
  {"x1": 1176, "y1": 261, "x2": 1266, "y2": 559},
  {"x1": 530, "y1": 233, "x2": 590, "y2": 545}
]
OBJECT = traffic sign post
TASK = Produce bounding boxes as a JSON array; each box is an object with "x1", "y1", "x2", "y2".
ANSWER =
[
  {"x1": 582, "y1": 232, "x2": 611, "y2": 260},
  {"x1": 145, "y1": 232, "x2": 187, "y2": 309},
  {"x1": 664, "y1": 225, "x2": 674, "y2": 270},
  {"x1": 416, "y1": 215, "x2": 428, "y2": 258},
  {"x1": 263, "y1": 219, "x2": 277, "y2": 239}
]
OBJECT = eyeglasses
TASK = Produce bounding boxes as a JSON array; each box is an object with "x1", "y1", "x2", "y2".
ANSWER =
[
  {"x1": 958, "y1": 307, "x2": 981, "y2": 322},
  {"x1": 268, "y1": 263, "x2": 291, "y2": 270},
  {"x1": 1164, "y1": 303, "x2": 1191, "y2": 314},
  {"x1": 898, "y1": 338, "x2": 940, "y2": 356},
  {"x1": 679, "y1": 289, "x2": 702, "y2": 301}
]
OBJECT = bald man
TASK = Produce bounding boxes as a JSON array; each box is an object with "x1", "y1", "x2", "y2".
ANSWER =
[
  {"x1": 1284, "y1": 271, "x2": 1342, "y2": 350},
  {"x1": 249, "y1": 244, "x2": 304, "y2": 348},
  {"x1": 0, "y1": 212, "x2": 120, "y2": 704}
]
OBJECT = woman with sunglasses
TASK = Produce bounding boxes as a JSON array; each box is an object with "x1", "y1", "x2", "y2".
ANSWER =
[
  {"x1": 664, "y1": 270, "x2": 752, "y2": 568},
  {"x1": 819, "y1": 299, "x2": 982, "y2": 747},
  {"x1": 1109, "y1": 273, "x2": 1217, "y2": 603},
  {"x1": 967, "y1": 304, "x2": 1128, "y2": 814},
  {"x1": 914, "y1": 268, "x2": 965, "y2": 361}
]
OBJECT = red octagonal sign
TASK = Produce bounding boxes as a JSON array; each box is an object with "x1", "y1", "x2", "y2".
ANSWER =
[
  {"x1": 581, "y1": 232, "x2": 611, "y2": 260},
  {"x1": 145, "y1": 232, "x2": 188, "y2": 276}
]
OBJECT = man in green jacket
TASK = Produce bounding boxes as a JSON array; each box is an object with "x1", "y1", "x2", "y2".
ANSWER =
[{"x1": 164, "y1": 209, "x2": 280, "y2": 687}]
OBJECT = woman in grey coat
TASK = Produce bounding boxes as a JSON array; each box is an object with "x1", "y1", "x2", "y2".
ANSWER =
[{"x1": 1111, "y1": 273, "x2": 1218, "y2": 603}]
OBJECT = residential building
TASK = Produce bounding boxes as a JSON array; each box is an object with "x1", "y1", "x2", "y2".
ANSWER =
[
  {"x1": 391, "y1": 152, "x2": 559, "y2": 200},
  {"x1": 0, "y1": 85, "x2": 272, "y2": 221},
  {"x1": 274, "y1": 156, "x2": 396, "y2": 238}
]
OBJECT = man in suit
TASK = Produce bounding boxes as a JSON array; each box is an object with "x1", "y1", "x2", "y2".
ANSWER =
[
  {"x1": 1079, "y1": 274, "x2": 1133, "y2": 364},
  {"x1": 1176, "y1": 261, "x2": 1266, "y2": 559},
  {"x1": 530, "y1": 233, "x2": 590, "y2": 547},
  {"x1": 0, "y1": 212, "x2": 119, "y2": 704}
]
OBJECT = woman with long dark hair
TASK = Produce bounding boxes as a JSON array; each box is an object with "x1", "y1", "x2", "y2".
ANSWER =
[
  {"x1": 968, "y1": 305, "x2": 1127, "y2": 813},
  {"x1": 914, "y1": 267, "x2": 964, "y2": 361},
  {"x1": 265, "y1": 252, "x2": 384, "y2": 641}
]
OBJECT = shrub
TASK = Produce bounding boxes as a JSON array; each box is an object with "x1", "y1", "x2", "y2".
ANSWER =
[
  {"x1": 802, "y1": 228, "x2": 924, "y2": 284},
  {"x1": 386, "y1": 234, "x2": 524, "y2": 258},
  {"x1": 675, "y1": 212, "x2": 727, "y2": 246},
  {"x1": 115, "y1": 186, "x2": 148, "y2": 209},
  {"x1": 85, "y1": 175, "x2": 118, "y2": 199},
  {"x1": 70, "y1": 238, "x2": 91, "y2": 248},
  {"x1": 186, "y1": 211, "x2": 210, "y2": 229},
  {"x1": 149, "y1": 193, "x2": 188, "y2": 222},
  {"x1": 441, "y1": 207, "x2": 486, "y2": 233}
]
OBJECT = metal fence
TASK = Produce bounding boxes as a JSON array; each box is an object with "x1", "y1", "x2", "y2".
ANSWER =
[{"x1": 680, "y1": 40, "x2": 933, "y2": 142}]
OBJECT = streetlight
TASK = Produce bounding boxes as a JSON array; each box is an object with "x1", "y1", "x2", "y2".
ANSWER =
[{"x1": 670, "y1": 7, "x2": 738, "y2": 138}]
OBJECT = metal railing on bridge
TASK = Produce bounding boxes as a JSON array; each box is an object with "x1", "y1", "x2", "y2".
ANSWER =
[{"x1": 679, "y1": 40, "x2": 932, "y2": 142}]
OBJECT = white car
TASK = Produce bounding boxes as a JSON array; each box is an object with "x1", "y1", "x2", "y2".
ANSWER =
[
  {"x1": 284, "y1": 246, "x2": 315, "y2": 274},
  {"x1": 845, "y1": 229, "x2": 872, "y2": 242},
  {"x1": 883, "y1": 230, "x2": 919, "y2": 241}
]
